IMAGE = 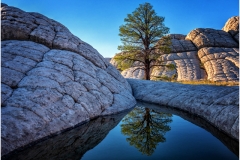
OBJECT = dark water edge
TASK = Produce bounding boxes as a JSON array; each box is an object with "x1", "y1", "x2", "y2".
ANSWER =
[
  {"x1": 1, "y1": 102, "x2": 238, "y2": 160},
  {"x1": 1, "y1": 109, "x2": 133, "y2": 160}
]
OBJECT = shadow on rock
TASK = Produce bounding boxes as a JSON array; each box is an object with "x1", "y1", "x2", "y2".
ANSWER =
[{"x1": 1, "y1": 110, "x2": 129, "y2": 160}]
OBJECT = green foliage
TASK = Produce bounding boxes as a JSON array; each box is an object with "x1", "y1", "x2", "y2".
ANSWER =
[
  {"x1": 121, "y1": 105, "x2": 172, "y2": 156},
  {"x1": 116, "y1": 2, "x2": 170, "y2": 80},
  {"x1": 113, "y1": 53, "x2": 134, "y2": 71},
  {"x1": 155, "y1": 35, "x2": 172, "y2": 55},
  {"x1": 152, "y1": 73, "x2": 177, "y2": 81},
  {"x1": 152, "y1": 75, "x2": 172, "y2": 81},
  {"x1": 165, "y1": 63, "x2": 175, "y2": 70}
]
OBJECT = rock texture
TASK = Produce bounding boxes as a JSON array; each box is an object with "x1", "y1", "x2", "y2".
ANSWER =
[
  {"x1": 222, "y1": 16, "x2": 239, "y2": 42},
  {"x1": 151, "y1": 34, "x2": 206, "y2": 81},
  {"x1": 197, "y1": 47, "x2": 239, "y2": 81},
  {"x1": 185, "y1": 28, "x2": 238, "y2": 49},
  {"x1": 1, "y1": 3, "x2": 136, "y2": 155},
  {"x1": 127, "y1": 79, "x2": 239, "y2": 140},
  {"x1": 112, "y1": 17, "x2": 239, "y2": 82},
  {"x1": 2, "y1": 112, "x2": 127, "y2": 160},
  {"x1": 186, "y1": 26, "x2": 239, "y2": 82},
  {"x1": 121, "y1": 67, "x2": 145, "y2": 79}
]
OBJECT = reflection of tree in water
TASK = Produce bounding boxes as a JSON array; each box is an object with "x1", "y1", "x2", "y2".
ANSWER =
[{"x1": 121, "y1": 105, "x2": 172, "y2": 156}]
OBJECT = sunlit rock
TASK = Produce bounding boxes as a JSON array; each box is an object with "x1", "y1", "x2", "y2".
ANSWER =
[
  {"x1": 222, "y1": 16, "x2": 239, "y2": 42},
  {"x1": 1, "y1": 3, "x2": 136, "y2": 155}
]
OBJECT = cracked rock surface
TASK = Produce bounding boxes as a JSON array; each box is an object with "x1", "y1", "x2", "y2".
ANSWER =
[
  {"x1": 198, "y1": 47, "x2": 239, "y2": 81},
  {"x1": 1, "y1": 3, "x2": 136, "y2": 155},
  {"x1": 151, "y1": 34, "x2": 206, "y2": 81},
  {"x1": 186, "y1": 28, "x2": 238, "y2": 49},
  {"x1": 185, "y1": 18, "x2": 239, "y2": 82},
  {"x1": 222, "y1": 16, "x2": 239, "y2": 42},
  {"x1": 127, "y1": 79, "x2": 239, "y2": 140}
]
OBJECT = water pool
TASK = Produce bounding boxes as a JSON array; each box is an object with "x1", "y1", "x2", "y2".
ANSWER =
[{"x1": 2, "y1": 102, "x2": 238, "y2": 160}]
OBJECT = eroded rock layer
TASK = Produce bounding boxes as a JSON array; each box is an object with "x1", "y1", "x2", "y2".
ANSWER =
[
  {"x1": 1, "y1": 3, "x2": 136, "y2": 155},
  {"x1": 198, "y1": 47, "x2": 239, "y2": 81}
]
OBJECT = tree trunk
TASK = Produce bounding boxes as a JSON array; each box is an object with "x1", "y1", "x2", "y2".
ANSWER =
[{"x1": 144, "y1": 63, "x2": 151, "y2": 80}]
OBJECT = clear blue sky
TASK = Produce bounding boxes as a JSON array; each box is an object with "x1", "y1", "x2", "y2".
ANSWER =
[{"x1": 2, "y1": 0, "x2": 239, "y2": 57}]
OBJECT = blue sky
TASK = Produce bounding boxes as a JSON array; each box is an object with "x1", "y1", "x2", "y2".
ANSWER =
[{"x1": 2, "y1": 0, "x2": 239, "y2": 57}]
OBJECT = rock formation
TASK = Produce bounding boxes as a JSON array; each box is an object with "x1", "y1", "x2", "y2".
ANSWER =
[
  {"x1": 222, "y1": 16, "x2": 239, "y2": 42},
  {"x1": 2, "y1": 111, "x2": 128, "y2": 160},
  {"x1": 127, "y1": 79, "x2": 239, "y2": 141},
  {"x1": 111, "y1": 16, "x2": 239, "y2": 82},
  {"x1": 151, "y1": 34, "x2": 205, "y2": 81},
  {"x1": 1, "y1": 3, "x2": 136, "y2": 155}
]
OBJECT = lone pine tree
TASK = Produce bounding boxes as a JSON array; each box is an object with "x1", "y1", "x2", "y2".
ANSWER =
[{"x1": 115, "y1": 2, "x2": 171, "y2": 80}]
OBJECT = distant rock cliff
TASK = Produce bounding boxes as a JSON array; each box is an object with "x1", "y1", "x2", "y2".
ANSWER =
[
  {"x1": 111, "y1": 16, "x2": 239, "y2": 82},
  {"x1": 1, "y1": 3, "x2": 136, "y2": 155}
]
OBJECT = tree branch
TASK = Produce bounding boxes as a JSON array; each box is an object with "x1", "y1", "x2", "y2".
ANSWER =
[
  {"x1": 149, "y1": 64, "x2": 166, "y2": 68},
  {"x1": 131, "y1": 66, "x2": 145, "y2": 74}
]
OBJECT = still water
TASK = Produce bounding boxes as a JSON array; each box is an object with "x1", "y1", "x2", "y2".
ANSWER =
[
  {"x1": 2, "y1": 102, "x2": 238, "y2": 160},
  {"x1": 82, "y1": 102, "x2": 238, "y2": 160}
]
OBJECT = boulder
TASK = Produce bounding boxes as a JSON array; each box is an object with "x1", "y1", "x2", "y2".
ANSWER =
[
  {"x1": 198, "y1": 47, "x2": 239, "y2": 81},
  {"x1": 186, "y1": 28, "x2": 238, "y2": 49},
  {"x1": 222, "y1": 16, "x2": 239, "y2": 42},
  {"x1": 152, "y1": 35, "x2": 205, "y2": 81},
  {"x1": 1, "y1": 3, "x2": 136, "y2": 155},
  {"x1": 152, "y1": 51, "x2": 206, "y2": 81},
  {"x1": 127, "y1": 79, "x2": 239, "y2": 141},
  {"x1": 185, "y1": 22, "x2": 239, "y2": 82},
  {"x1": 169, "y1": 34, "x2": 197, "y2": 53}
]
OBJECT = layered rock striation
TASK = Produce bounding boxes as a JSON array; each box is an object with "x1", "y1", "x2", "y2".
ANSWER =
[
  {"x1": 1, "y1": 3, "x2": 136, "y2": 155},
  {"x1": 151, "y1": 34, "x2": 205, "y2": 81},
  {"x1": 186, "y1": 25, "x2": 239, "y2": 82},
  {"x1": 112, "y1": 16, "x2": 239, "y2": 82},
  {"x1": 127, "y1": 79, "x2": 239, "y2": 141}
]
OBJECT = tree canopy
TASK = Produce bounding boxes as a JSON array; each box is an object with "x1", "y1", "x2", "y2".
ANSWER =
[{"x1": 115, "y1": 2, "x2": 171, "y2": 80}]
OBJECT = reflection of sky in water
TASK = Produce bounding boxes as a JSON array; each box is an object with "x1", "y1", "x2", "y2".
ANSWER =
[{"x1": 82, "y1": 105, "x2": 238, "y2": 160}]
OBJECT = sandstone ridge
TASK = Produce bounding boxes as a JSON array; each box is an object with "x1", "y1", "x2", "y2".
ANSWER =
[{"x1": 1, "y1": 3, "x2": 136, "y2": 155}]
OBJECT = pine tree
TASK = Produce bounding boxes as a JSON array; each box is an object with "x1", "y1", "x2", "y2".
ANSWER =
[{"x1": 115, "y1": 2, "x2": 171, "y2": 80}]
